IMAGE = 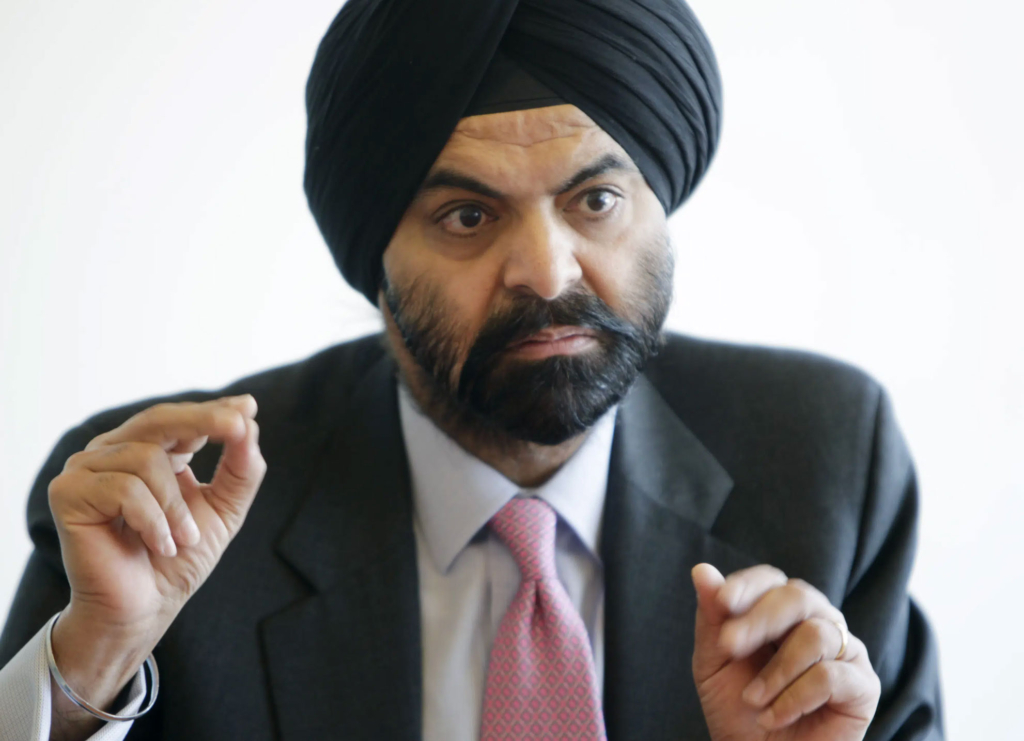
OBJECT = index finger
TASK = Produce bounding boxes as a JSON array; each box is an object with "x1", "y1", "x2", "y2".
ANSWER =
[
  {"x1": 716, "y1": 564, "x2": 789, "y2": 615},
  {"x1": 87, "y1": 396, "x2": 257, "y2": 452},
  {"x1": 719, "y1": 579, "x2": 844, "y2": 659}
]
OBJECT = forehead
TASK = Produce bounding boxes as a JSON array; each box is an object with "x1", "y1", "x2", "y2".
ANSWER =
[
  {"x1": 429, "y1": 104, "x2": 634, "y2": 188},
  {"x1": 451, "y1": 104, "x2": 597, "y2": 146}
]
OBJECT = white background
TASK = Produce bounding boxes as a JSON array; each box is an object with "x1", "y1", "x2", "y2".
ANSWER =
[{"x1": 1, "y1": 0, "x2": 1021, "y2": 737}]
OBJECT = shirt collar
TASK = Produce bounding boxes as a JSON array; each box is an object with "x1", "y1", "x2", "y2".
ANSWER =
[{"x1": 398, "y1": 383, "x2": 617, "y2": 573}]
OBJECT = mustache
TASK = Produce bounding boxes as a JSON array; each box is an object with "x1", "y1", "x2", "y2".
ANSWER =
[{"x1": 457, "y1": 288, "x2": 643, "y2": 399}]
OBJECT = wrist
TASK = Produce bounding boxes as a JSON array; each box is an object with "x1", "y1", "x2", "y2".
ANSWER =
[{"x1": 50, "y1": 606, "x2": 157, "y2": 712}]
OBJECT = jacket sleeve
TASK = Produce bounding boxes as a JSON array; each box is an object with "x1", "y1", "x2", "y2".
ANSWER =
[{"x1": 842, "y1": 388, "x2": 944, "y2": 740}]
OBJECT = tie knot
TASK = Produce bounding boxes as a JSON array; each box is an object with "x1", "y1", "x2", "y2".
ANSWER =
[{"x1": 488, "y1": 497, "x2": 558, "y2": 582}]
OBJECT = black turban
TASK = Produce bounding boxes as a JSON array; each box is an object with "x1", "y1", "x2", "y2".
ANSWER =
[{"x1": 304, "y1": 0, "x2": 723, "y2": 305}]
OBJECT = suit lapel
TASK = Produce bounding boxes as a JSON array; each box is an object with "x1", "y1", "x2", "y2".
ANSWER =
[
  {"x1": 261, "y1": 353, "x2": 422, "y2": 741},
  {"x1": 601, "y1": 376, "x2": 758, "y2": 741}
]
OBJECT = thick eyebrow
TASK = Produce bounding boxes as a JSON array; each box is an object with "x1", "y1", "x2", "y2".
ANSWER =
[
  {"x1": 417, "y1": 170, "x2": 506, "y2": 201},
  {"x1": 551, "y1": 153, "x2": 637, "y2": 196},
  {"x1": 415, "y1": 152, "x2": 638, "y2": 202}
]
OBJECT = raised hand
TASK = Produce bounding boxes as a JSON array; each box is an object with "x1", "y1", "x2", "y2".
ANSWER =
[
  {"x1": 45, "y1": 395, "x2": 266, "y2": 740},
  {"x1": 691, "y1": 563, "x2": 881, "y2": 741}
]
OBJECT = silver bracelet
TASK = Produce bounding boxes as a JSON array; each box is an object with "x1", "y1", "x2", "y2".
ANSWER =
[{"x1": 44, "y1": 611, "x2": 160, "y2": 722}]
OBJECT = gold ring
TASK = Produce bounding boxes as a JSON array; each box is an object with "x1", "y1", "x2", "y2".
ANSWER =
[{"x1": 832, "y1": 620, "x2": 849, "y2": 661}]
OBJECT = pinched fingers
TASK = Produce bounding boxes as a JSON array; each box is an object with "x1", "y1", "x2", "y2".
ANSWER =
[{"x1": 719, "y1": 577, "x2": 845, "y2": 659}]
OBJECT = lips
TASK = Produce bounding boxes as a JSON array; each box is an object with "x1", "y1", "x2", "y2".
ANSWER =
[{"x1": 507, "y1": 326, "x2": 599, "y2": 348}]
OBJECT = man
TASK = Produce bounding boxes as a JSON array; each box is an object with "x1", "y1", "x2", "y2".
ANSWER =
[{"x1": 0, "y1": 0, "x2": 943, "y2": 739}]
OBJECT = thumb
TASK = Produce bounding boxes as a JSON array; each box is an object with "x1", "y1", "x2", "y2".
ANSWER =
[
  {"x1": 207, "y1": 417, "x2": 266, "y2": 530},
  {"x1": 691, "y1": 563, "x2": 731, "y2": 681},
  {"x1": 692, "y1": 562, "x2": 728, "y2": 626}
]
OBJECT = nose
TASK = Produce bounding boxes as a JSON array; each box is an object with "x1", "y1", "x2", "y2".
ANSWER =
[{"x1": 500, "y1": 210, "x2": 583, "y2": 301}]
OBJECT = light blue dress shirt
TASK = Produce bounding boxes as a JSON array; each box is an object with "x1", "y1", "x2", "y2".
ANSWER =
[{"x1": 400, "y1": 384, "x2": 616, "y2": 741}]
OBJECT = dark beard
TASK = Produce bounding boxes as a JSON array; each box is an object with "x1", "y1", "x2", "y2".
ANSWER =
[{"x1": 384, "y1": 242, "x2": 673, "y2": 447}]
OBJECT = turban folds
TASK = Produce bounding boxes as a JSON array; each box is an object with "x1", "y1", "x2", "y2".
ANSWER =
[{"x1": 304, "y1": 0, "x2": 723, "y2": 305}]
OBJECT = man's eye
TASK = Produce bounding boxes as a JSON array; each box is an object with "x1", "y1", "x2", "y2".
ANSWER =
[
  {"x1": 575, "y1": 189, "x2": 620, "y2": 216},
  {"x1": 438, "y1": 205, "x2": 493, "y2": 234}
]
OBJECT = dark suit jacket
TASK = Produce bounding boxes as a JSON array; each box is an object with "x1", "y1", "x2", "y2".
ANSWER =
[{"x1": 0, "y1": 332, "x2": 943, "y2": 740}]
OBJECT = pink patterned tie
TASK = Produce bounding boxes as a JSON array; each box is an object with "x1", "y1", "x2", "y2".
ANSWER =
[{"x1": 480, "y1": 497, "x2": 606, "y2": 741}]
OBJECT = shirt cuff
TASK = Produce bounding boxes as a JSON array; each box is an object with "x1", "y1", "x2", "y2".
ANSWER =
[{"x1": 0, "y1": 614, "x2": 147, "y2": 741}]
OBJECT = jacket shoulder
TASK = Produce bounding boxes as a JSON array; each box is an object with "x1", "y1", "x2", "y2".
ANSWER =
[{"x1": 646, "y1": 332, "x2": 885, "y2": 438}]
